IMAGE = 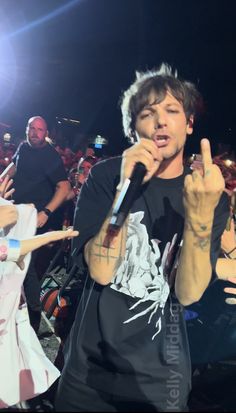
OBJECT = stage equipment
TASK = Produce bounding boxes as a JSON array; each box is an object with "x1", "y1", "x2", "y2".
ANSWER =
[{"x1": 56, "y1": 116, "x2": 80, "y2": 125}]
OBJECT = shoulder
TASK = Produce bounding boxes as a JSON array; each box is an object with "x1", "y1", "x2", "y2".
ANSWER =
[
  {"x1": 91, "y1": 156, "x2": 121, "y2": 175},
  {"x1": 87, "y1": 156, "x2": 122, "y2": 190},
  {"x1": 41, "y1": 144, "x2": 64, "y2": 162},
  {"x1": 81, "y1": 156, "x2": 121, "y2": 184},
  {"x1": 12, "y1": 141, "x2": 29, "y2": 159},
  {"x1": 17, "y1": 141, "x2": 28, "y2": 152},
  {"x1": 43, "y1": 143, "x2": 59, "y2": 154},
  {"x1": 78, "y1": 156, "x2": 122, "y2": 202}
]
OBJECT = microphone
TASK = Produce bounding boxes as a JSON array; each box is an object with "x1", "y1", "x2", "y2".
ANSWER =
[{"x1": 109, "y1": 162, "x2": 146, "y2": 229}]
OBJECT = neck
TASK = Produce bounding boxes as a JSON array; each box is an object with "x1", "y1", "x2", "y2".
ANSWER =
[
  {"x1": 155, "y1": 157, "x2": 184, "y2": 179},
  {"x1": 28, "y1": 140, "x2": 47, "y2": 149}
]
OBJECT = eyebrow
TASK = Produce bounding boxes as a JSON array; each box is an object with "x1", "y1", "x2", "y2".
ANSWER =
[
  {"x1": 165, "y1": 102, "x2": 181, "y2": 107},
  {"x1": 141, "y1": 104, "x2": 155, "y2": 111},
  {"x1": 141, "y1": 102, "x2": 181, "y2": 112},
  {"x1": 30, "y1": 126, "x2": 44, "y2": 130}
]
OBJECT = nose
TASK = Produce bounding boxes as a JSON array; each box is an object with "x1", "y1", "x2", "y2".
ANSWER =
[{"x1": 154, "y1": 110, "x2": 167, "y2": 129}]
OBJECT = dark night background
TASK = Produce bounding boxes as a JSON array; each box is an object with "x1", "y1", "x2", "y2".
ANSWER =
[{"x1": 0, "y1": 0, "x2": 235, "y2": 157}]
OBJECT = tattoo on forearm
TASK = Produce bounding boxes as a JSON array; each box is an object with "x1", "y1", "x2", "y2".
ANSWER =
[
  {"x1": 185, "y1": 220, "x2": 211, "y2": 234},
  {"x1": 193, "y1": 236, "x2": 211, "y2": 251},
  {"x1": 89, "y1": 220, "x2": 128, "y2": 266},
  {"x1": 185, "y1": 220, "x2": 211, "y2": 251}
]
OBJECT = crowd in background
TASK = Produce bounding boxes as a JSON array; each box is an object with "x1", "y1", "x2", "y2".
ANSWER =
[
  {"x1": 0, "y1": 132, "x2": 105, "y2": 214},
  {"x1": 1, "y1": 131, "x2": 236, "y2": 214}
]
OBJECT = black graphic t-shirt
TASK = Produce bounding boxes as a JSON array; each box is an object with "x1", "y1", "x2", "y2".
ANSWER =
[{"x1": 62, "y1": 156, "x2": 229, "y2": 411}]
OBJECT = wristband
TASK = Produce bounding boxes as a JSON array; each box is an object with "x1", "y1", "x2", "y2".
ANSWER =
[
  {"x1": 227, "y1": 246, "x2": 236, "y2": 255},
  {"x1": 42, "y1": 207, "x2": 52, "y2": 217},
  {"x1": 7, "y1": 239, "x2": 21, "y2": 261},
  {"x1": 225, "y1": 246, "x2": 236, "y2": 259},
  {"x1": 0, "y1": 238, "x2": 21, "y2": 262}
]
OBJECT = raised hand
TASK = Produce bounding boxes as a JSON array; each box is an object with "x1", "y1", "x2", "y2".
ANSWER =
[
  {"x1": 183, "y1": 138, "x2": 225, "y2": 233},
  {"x1": 16, "y1": 228, "x2": 79, "y2": 270}
]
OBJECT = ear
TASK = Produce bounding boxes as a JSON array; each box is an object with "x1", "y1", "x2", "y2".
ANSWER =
[{"x1": 186, "y1": 115, "x2": 194, "y2": 135}]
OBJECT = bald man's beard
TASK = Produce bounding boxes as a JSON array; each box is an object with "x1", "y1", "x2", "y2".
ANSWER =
[{"x1": 27, "y1": 136, "x2": 47, "y2": 148}]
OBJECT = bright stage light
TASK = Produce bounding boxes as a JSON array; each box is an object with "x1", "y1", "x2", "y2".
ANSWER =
[
  {"x1": 0, "y1": 36, "x2": 17, "y2": 109},
  {"x1": 0, "y1": 0, "x2": 82, "y2": 109}
]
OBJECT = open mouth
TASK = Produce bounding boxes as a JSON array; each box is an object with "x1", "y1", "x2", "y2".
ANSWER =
[{"x1": 154, "y1": 135, "x2": 170, "y2": 147}]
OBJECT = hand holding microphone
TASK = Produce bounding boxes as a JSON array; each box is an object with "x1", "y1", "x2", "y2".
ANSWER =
[
  {"x1": 109, "y1": 138, "x2": 162, "y2": 229},
  {"x1": 109, "y1": 162, "x2": 147, "y2": 229}
]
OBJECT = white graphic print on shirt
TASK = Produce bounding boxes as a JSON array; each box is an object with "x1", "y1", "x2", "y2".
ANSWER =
[{"x1": 110, "y1": 211, "x2": 178, "y2": 340}]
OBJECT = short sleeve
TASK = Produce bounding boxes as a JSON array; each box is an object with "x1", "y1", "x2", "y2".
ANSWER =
[
  {"x1": 71, "y1": 157, "x2": 121, "y2": 267},
  {"x1": 45, "y1": 147, "x2": 68, "y2": 184},
  {"x1": 11, "y1": 142, "x2": 24, "y2": 165}
]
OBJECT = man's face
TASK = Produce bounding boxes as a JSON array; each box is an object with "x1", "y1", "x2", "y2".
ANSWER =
[
  {"x1": 26, "y1": 118, "x2": 48, "y2": 148},
  {"x1": 135, "y1": 91, "x2": 193, "y2": 162}
]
